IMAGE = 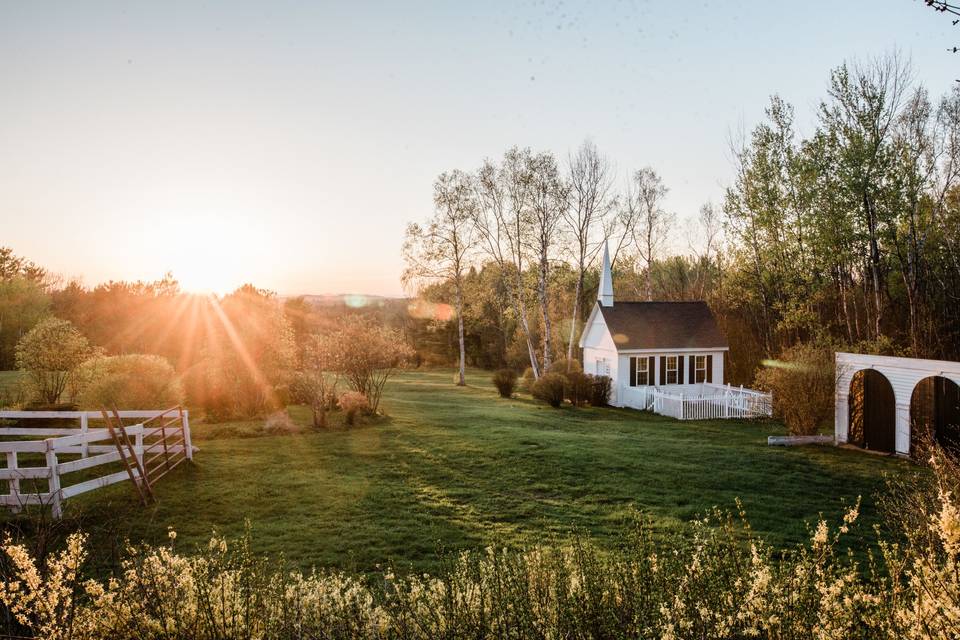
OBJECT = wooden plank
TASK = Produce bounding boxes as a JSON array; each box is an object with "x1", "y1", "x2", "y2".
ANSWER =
[
  {"x1": 0, "y1": 427, "x2": 92, "y2": 436},
  {"x1": 102, "y1": 409, "x2": 150, "y2": 505},
  {"x1": 0, "y1": 493, "x2": 53, "y2": 506},
  {"x1": 0, "y1": 466, "x2": 51, "y2": 480},
  {"x1": 60, "y1": 470, "x2": 135, "y2": 500},
  {"x1": 57, "y1": 450, "x2": 123, "y2": 475},
  {"x1": 51, "y1": 425, "x2": 142, "y2": 449},
  {"x1": 0, "y1": 440, "x2": 49, "y2": 453}
]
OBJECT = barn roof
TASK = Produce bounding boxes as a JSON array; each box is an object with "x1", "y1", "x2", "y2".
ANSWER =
[{"x1": 598, "y1": 301, "x2": 728, "y2": 351}]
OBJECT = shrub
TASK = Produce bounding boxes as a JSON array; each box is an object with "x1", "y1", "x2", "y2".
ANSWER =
[
  {"x1": 492, "y1": 369, "x2": 518, "y2": 398},
  {"x1": 532, "y1": 373, "x2": 566, "y2": 407},
  {"x1": 547, "y1": 358, "x2": 582, "y2": 376},
  {"x1": 589, "y1": 374, "x2": 612, "y2": 407},
  {"x1": 564, "y1": 370, "x2": 592, "y2": 407},
  {"x1": 323, "y1": 319, "x2": 414, "y2": 414},
  {"x1": 76, "y1": 354, "x2": 183, "y2": 410},
  {"x1": 338, "y1": 391, "x2": 370, "y2": 426},
  {"x1": 290, "y1": 371, "x2": 337, "y2": 428},
  {"x1": 262, "y1": 411, "x2": 300, "y2": 435},
  {"x1": 15, "y1": 317, "x2": 91, "y2": 405},
  {"x1": 756, "y1": 342, "x2": 835, "y2": 436}
]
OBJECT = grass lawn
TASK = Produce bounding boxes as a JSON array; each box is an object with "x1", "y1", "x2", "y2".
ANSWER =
[{"x1": 3, "y1": 368, "x2": 914, "y2": 574}]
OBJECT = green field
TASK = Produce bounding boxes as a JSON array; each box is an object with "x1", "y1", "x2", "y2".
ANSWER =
[{"x1": 4, "y1": 369, "x2": 912, "y2": 573}]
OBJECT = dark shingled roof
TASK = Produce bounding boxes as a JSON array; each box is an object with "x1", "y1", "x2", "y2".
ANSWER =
[{"x1": 598, "y1": 301, "x2": 728, "y2": 351}]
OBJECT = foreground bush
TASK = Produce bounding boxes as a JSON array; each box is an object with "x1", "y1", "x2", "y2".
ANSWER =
[
  {"x1": 4, "y1": 447, "x2": 960, "y2": 639},
  {"x1": 532, "y1": 372, "x2": 566, "y2": 407},
  {"x1": 491, "y1": 368, "x2": 517, "y2": 398},
  {"x1": 75, "y1": 354, "x2": 183, "y2": 410}
]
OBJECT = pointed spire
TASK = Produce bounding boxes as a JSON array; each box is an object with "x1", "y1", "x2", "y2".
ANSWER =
[{"x1": 598, "y1": 240, "x2": 613, "y2": 307}]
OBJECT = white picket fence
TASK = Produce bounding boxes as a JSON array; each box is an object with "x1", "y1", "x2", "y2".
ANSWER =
[
  {"x1": 0, "y1": 409, "x2": 193, "y2": 519},
  {"x1": 621, "y1": 383, "x2": 772, "y2": 421}
]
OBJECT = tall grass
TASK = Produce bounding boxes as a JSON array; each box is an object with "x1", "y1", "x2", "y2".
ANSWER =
[{"x1": 2, "y1": 450, "x2": 959, "y2": 639}]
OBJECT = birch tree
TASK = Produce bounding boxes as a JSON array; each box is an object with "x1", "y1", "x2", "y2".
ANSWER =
[
  {"x1": 563, "y1": 141, "x2": 615, "y2": 362},
  {"x1": 526, "y1": 151, "x2": 567, "y2": 371},
  {"x1": 402, "y1": 170, "x2": 478, "y2": 386},
  {"x1": 473, "y1": 148, "x2": 541, "y2": 378},
  {"x1": 626, "y1": 167, "x2": 675, "y2": 300}
]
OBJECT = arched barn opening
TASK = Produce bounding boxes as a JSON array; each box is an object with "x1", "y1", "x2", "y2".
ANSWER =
[
  {"x1": 911, "y1": 376, "x2": 960, "y2": 455},
  {"x1": 848, "y1": 369, "x2": 896, "y2": 453}
]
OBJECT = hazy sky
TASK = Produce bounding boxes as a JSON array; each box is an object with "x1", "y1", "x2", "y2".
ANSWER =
[{"x1": 1, "y1": 1, "x2": 957, "y2": 295}]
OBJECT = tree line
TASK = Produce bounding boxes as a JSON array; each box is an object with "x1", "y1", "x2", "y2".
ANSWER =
[{"x1": 403, "y1": 53, "x2": 960, "y2": 386}]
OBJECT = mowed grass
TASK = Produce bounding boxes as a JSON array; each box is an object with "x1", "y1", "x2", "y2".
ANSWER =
[{"x1": 4, "y1": 369, "x2": 913, "y2": 574}]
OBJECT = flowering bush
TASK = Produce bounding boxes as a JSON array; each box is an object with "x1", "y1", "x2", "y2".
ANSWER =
[{"x1": 4, "y1": 447, "x2": 960, "y2": 639}]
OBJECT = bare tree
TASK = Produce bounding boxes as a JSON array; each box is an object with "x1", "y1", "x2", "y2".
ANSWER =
[
  {"x1": 526, "y1": 151, "x2": 568, "y2": 371},
  {"x1": 473, "y1": 148, "x2": 541, "y2": 378},
  {"x1": 688, "y1": 201, "x2": 724, "y2": 299},
  {"x1": 562, "y1": 141, "x2": 615, "y2": 363},
  {"x1": 402, "y1": 170, "x2": 478, "y2": 386},
  {"x1": 626, "y1": 167, "x2": 675, "y2": 300}
]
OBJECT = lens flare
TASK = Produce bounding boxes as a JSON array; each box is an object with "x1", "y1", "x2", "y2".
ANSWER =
[{"x1": 407, "y1": 300, "x2": 455, "y2": 322}]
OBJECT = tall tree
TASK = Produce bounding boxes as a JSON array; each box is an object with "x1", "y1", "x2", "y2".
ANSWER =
[
  {"x1": 403, "y1": 170, "x2": 478, "y2": 386},
  {"x1": 562, "y1": 141, "x2": 615, "y2": 362},
  {"x1": 819, "y1": 53, "x2": 911, "y2": 338},
  {"x1": 626, "y1": 167, "x2": 674, "y2": 300},
  {"x1": 526, "y1": 150, "x2": 567, "y2": 371},
  {"x1": 474, "y1": 148, "x2": 542, "y2": 378}
]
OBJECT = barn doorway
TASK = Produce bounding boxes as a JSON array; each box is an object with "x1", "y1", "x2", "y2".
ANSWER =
[
  {"x1": 848, "y1": 369, "x2": 896, "y2": 453},
  {"x1": 910, "y1": 376, "x2": 960, "y2": 455}
]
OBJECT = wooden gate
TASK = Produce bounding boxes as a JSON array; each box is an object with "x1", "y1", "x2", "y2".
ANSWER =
[{"x1": 102, "y1": 406, "x2": 189, "y2": 504}]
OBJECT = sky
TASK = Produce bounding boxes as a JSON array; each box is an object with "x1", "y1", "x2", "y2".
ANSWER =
[{"x1": 1, "y1": 1, "x2": 958, "y2": 296}]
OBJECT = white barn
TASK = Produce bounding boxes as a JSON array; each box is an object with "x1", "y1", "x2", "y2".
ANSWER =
[
  {"x1": 579, "y1": 243, "x2": 742, "y2": 416},
  {"x1": 835, "y1": 352, "x2": 960, "y2": 457}
]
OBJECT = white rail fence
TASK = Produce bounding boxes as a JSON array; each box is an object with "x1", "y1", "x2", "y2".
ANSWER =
[
  {"x1": 0, "y1": 409, "x2": 193, "y2": 519},
  {"x1": 622, "y1": 383, "x2": 772, "y2": 421}
]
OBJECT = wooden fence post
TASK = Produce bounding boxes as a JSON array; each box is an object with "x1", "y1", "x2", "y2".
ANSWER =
[
  {"x1": 181, "y1": 408, "x2": 193, "y2": 461},
  {"x1": 80, "y1": 413, "x2": 89, "y2": 458},
  {"x1": 6, "y1": 452, "x2": 21, "y2": 514},
  {"x1": 45, "y1": 441, "x2": 62, "y2": 520}
]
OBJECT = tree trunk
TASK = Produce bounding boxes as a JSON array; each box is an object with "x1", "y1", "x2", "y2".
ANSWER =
[
  {"x1": 455, "y1": 278, "x2": 466, "y2": 386},
  {"x1": 538, "y1": 255, "x2": 552, "y2": 372},
  {"x1": 864, "y1": 192, "x2": 883, "y2": 339},
  {"x1": 566, "y1": 270, "x2": 584, "y2": 365}
]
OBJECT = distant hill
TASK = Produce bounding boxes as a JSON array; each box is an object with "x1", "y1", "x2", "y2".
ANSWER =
[{"x1": 285, "y1": 293, "x2": 407, "y2": 309}]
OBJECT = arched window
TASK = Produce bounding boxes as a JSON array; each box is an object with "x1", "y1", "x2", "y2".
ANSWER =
[{"x1": 848, "y1": 369, "x2": 896, "y2": 453}]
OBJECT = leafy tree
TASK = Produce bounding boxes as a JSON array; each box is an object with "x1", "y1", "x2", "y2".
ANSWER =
[
  {"x1": 15, "y1": 317, "x2": 91, "y2": 405},
  {"x1": 403, "y1": 170, "x2": 478, "y2": 386}
]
